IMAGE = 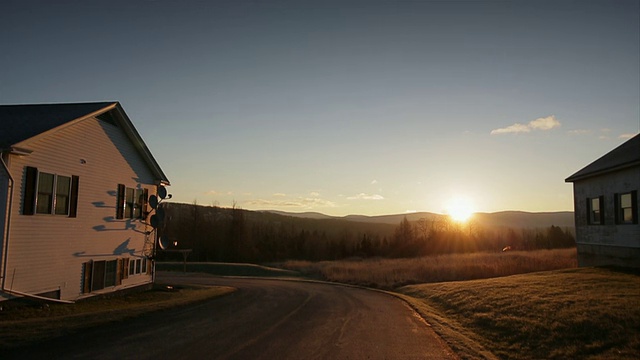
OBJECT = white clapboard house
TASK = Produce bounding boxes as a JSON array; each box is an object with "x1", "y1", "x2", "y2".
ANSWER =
[
  {"x1": 0, "y1": 102, "x2": 169, "y2": 301},
  {"x1": 565, "y1": 133, "x2": 639, "y2": 268}
]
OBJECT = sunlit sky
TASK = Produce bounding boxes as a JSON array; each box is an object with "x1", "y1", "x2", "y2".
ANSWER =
[{"x1": 2, "y1": 0, "x2": 639, "y2": 216}]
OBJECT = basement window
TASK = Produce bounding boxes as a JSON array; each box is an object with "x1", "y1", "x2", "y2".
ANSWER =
[
  {"x1": 82, "y1": 258, "x2": 128, "y2": 293},
  {"x1": 128, "y1": 258, "x2": 147, "y2": 276}
]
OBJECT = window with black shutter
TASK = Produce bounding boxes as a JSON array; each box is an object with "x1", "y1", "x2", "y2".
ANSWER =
[
  {"x1": 616, "y1": 191, "x2": 638, "y2": 225},
  {"x1": 117, "y1": 185, "x2": 148, "y2": 220},
  {"x1": 587, "y1": 196, "x2": 604, "y2": 225},
  {"x1": 23, "y1": 166, "x2": 79, "y2": 217}
]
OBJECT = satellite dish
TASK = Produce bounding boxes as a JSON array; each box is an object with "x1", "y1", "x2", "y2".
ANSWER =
[
  {"x1": 150, "y1": 214, "x2": 163, "y2": 228},
  {"x1": 158, "y1": 186, "x2": 168, "y2": 200},
  {"x1": 149, "y1": 195, "x2": 158, "y2": 209},
  {"x1": 158, "y1": 236, "x2": 173, "y2": 250}
]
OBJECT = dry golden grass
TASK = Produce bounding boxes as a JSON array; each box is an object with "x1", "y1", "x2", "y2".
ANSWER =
[
  {"x1": 400, "y1": 267, "x2": 640, "y2": 360},
  {"x1": 279, "y1": 248, "x2": 578, "y2": 289}
]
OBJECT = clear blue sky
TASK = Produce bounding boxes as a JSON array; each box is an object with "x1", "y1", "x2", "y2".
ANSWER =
[{"x1": 2, "y1": 0, "x2": 639, "y2": 216}]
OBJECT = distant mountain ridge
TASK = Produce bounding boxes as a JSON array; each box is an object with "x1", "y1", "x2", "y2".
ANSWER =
[
  {"x1": 265, "y1": 210, "x2": 575, "y2": 229},
  {"x1": 162, "y1": 204, "x2": 576, "y2": 263}
]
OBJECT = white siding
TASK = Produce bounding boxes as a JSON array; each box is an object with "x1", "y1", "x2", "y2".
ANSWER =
[{"x1": 5, "y1": 117, "x2": 160, "y2": 300}]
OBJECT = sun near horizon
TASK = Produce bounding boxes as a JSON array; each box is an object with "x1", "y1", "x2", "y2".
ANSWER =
[{"x1": 445, "y1": 196, "x2": 476, "y2": 223}]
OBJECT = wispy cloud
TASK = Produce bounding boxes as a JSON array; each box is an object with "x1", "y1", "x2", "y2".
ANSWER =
[
  {"x1": 491, "y1": 123, "x2": 531, "y2": 135},
  {"x1": 347, "y1": 193, "x2": 384, "y2": 200},
  {"x1": 491, "y1": 115, "x2": 560, "y2": 135},
  {"x1": 371, "y1": 179, "x2": 378, "y2": 185},
  {"x1": 529, "y1": 115, "x2": 561, "y2": 130},
  {"x1": 205, "y1": 190, "x2": 233, "y2": 196},
  {"x1": 273, "y1": 193, "x2": 287, "y2": 197},
  {"x1": 619, "y1": 133, "x2": 638, "y2": 139},
  {"x1": 246, "y1": 197, "x2": 336, "y2": 208},
  {"x1": 567, "y1": 129, "x2": 637, "y2": 140},
  {"x1": 567, "y1": 129, "x2": 591, "y2": 136}
]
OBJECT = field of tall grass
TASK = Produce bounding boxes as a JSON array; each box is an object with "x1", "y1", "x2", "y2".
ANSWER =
[{"x1": 278, "y1": 248, "x2": 578, "y2": 289}]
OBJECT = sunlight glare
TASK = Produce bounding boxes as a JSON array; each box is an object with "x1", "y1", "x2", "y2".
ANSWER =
[{"x1": 445, "y1": 196, "x2": 475, "y2": 222}]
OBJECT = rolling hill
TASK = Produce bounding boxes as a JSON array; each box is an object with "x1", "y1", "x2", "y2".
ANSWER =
[{"x1": 265, "y1": 210, "x2": 575, "y2": 229}]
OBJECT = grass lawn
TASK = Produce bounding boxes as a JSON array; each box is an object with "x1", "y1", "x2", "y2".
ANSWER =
[
  {"x1": 0, "y1": 284, "x2": 234, "y2": 349},
  {"x1": 399, "y1": 267, "x2": 640, "y2": 360}
]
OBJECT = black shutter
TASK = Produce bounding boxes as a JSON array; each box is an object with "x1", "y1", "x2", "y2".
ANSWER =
[
  {"x1": 614, "y1": 194, "x2": 620, "y2": 224},
  {"x1": 82, "y1": 261, "x2": 93, "y2": 294},
  {"x1": 69, "y1": 175, "x2": 79, "y2": 218},
  {"x1": 116, "y1": 184, "x2": 125, "y2": 219},
  {"x1": 632, "y1": 191, "x2": 638, "y2": 224},
  {"x1": 23, "y1": 166, "x2": 38, "y2": 215}
]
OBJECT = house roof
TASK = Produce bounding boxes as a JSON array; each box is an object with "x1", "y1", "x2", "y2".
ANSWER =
[
  {"x1": 565, "y1": 133, "x2": 640, "y2": 182},
  {"x1": 0, "y1": 102, "x2": 170, "y2": 185},
  {"x1": 0, "y1": 102, "x2": 115, "y2": 148}
]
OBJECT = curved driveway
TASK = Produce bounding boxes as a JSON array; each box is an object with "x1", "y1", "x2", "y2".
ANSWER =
[{"x1": 7, "y1": 272, "x2": 456, "y2": 359}]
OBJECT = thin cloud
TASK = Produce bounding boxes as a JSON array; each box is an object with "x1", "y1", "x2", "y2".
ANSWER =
[
  {"x1": 491, "y1": 123, "x2": 531, "y2": 135},
  {"x1": 491, "y1": 115, "x2": 560, "y2": 135},
  {"x1": 273, "y1": 193, "x2": 287, "y2": 197},
  {"x1": 246, "y1": 197, "x2": 336, "y2": 208},
  {"x1": 619, "y1": 133, "x2": 638, "y2": 139},
  {"x1": 567, "y1": 129, "x2": 591, "y2": 136},
  {"x1": 529, "y1": 115, "x2": 561, "y2": 130},
  {"x1": 347, "y1": 193, "x2": 384, "y2": 200},
  {"x1": 371, "y1": 179, "x2": 378, "y2": 185},
  {"x1": 205, "y1": 190, "x2": 232, "y2": 196}
]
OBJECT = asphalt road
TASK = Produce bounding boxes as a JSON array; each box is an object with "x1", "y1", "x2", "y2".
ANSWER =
[{"x1": 7, "y1": 272, "x2": 456, "y2": 359}]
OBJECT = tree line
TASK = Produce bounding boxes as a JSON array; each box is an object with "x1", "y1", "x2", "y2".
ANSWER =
[{"x1": 156, "y1": 202, "x2": 575, "y2": 263}]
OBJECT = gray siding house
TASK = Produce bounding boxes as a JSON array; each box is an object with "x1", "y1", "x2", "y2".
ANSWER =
[
  {"x1": 0, "y1": 102, "x2": 169, "y2": 301},
  {"x1": 565, "y1": 134, "x2": 639, "y2": 268}
]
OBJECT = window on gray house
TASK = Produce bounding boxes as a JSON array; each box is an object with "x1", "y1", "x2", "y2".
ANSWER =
[
  {"x1": 616, "y1": 191, "x2": 638, "y2": 224},
  {"x1": 588, "y1": 196, "x2": 604, "y2": 225}
]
